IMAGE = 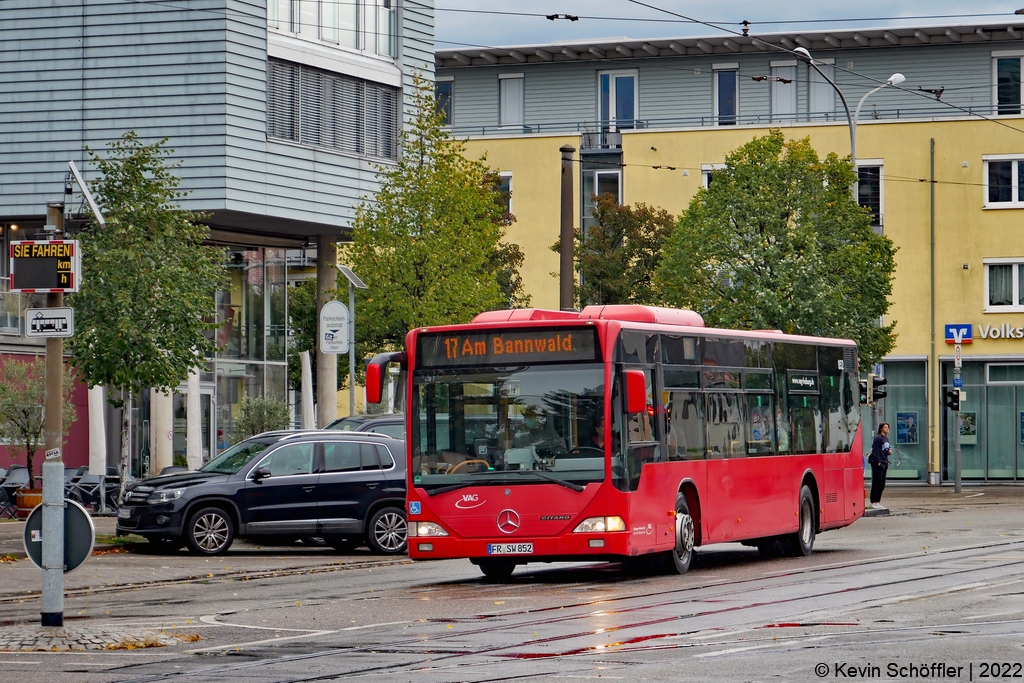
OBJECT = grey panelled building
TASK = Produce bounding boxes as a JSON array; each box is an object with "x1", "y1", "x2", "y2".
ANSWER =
[{"x1": 0, "y1": 0, "x2": 433, "y2": 477}]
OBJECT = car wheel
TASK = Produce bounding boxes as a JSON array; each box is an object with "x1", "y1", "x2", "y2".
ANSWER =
[
  {"x1": 783, "y1": 485, "x2": 816, "y2": 557},
  {"x1": 185, "y1": 506, "x2": 235, "y2": 556},
  {"x1": 367, "y1": 506, "x2": 407, "y2": 555},
  {"x1": 325, "y1": 535, "x2": 363, "y2": 553},
  {"x1": 478, "y1": 559, "x2": 516, "y2": 581}
]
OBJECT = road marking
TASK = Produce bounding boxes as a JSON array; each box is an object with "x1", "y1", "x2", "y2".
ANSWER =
[
  {"x1": 0, "y1": 660, "x2": 41, "y2": 664},
  {"x1": 694, "y1": 635, "x2": 831, "y2": 658},
  {"x1": 966, "y1": 610, "x2": 1024, "y2": 620},
  {"x1": 186, "y1": 630, "x2": 338, "y2": 653}
]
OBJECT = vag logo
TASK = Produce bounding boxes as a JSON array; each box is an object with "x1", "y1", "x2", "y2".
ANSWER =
[{"x1": 455, "y1": 494, "x2": 484, "y2": 509}]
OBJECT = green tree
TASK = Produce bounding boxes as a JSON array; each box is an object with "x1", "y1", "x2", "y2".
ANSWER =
[
  {"x1": 231, "y1": 395, "x2": 290, "y2": 443},
  {"x1": 67, "y1": 132, "x2": 227, "y2": 497},
  {"x1": 344, "y1": 75, "x2": 519, "y2": 362},
  {"x1": 0, "y1": 357, "x2": 77, "y2": 483},
  {"x1": 553, "y1": 194, "x2": 675, "y2": 307},
  {"x1": 657, "y1": 130, "x2": 897, "y2": 365}
]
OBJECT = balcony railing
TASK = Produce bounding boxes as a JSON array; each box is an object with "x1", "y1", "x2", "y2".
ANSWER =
[{"x1": 449, "y1": 105, "x2": 1002, "y2": 148}]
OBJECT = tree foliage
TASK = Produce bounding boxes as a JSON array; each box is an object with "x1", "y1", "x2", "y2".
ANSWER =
[
  {"x1": 232, "y1": 395, "x2": 290, "y2": 443},
  {"x1": 0, "y1": 357, "x2": 77, "y2": 482},
  {"x1": 67, "y1": 132, "x2": 228, "y2": 491},
  {"x1": 657, "y1": 130, "x2": 897, "y2": 366},
  {"x1": 554, "y1": 194, "x2": 675, "y2": 307},
  {"x1": 344, "y1": 75, "x2": 521, "y2": 362}
]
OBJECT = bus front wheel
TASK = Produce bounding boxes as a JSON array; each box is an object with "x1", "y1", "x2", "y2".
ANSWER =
[
  {"x1": 784, "y1": 485, "x2": 816, "y2": 557},
  {"x1": 478, "y1": 559, "x2": 517, "y2": 581},
  {"x1": 667, "y1": 493, "x2": 695, "y2": 574}
]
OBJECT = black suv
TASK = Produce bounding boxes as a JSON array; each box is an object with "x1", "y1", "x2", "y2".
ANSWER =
[
  {"x1": 116, "y1": 431, "x2": 407, "y2": 556},
  {"x1": 326, "y1": 414, "x2": 405, "y2": 440}
]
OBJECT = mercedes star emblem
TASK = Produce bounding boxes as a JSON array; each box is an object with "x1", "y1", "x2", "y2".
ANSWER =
[{"x1": 496, "y1": 509, "x2": 521, "y2": 534}]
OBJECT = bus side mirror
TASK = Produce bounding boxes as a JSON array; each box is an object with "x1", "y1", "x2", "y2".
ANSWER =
[
  {"x1": 365, "y1": 351, "x2": 407, "y2": 405},
  {"x1": 624, "y1": 369, "x2": 647, "y2": 415}
]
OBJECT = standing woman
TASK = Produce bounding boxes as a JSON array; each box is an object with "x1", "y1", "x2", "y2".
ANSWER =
[{"x1": 868, "y1": 423, "x2": 893, "y2": 510}]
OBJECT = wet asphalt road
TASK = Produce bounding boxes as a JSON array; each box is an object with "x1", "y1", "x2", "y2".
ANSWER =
[{"x1": 2, "y1": 486, "x2": 1024, "y2": 682}]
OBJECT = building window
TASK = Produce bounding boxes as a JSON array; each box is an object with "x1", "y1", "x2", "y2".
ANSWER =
[
  {"x1": 499, "y1": 74, "x2": 524, "y2": 127},
  {"x1": 582, "y1": 168, "x2": 622, "y2": 233},
  {"x1": 435, "y1": 79, "x2": 453, "y2": 125},
  {"x1": 857, "y1": 164, "x2": 882, "y2": 227},
  {"x1": 984, "y1": 260, "x2": 1024, "y2": 310},
  {"x1": 714, "y1": 67, "x2": 738, "y2": 126},
  {"x1": 983, "y1": 157, "x2": 1024, "y2": 206},
  {"x1": 770, "y1": 62, "x2": 796, "y2": 122},
  {"x1": 598, "y1": 70, "x2": 637, "y2": 131},
  {"x1": 269, "y1": 0, "x2": 395, "y2": 58},
  {"x1": 808, "y1": 60, "x2": 836, "y2": 121},
  {"x1": 497, "y1": 171, "x2": 513, "y2": 215},
  {"x1": 701, "y1": 163, "x2": 726, "y2": 189},
  {"x1": 995, "y1": 56, "x2": 1023, "y2": 115},
  {"x1": 267, "y1": 58, "x2": 398, "y2": 160}
]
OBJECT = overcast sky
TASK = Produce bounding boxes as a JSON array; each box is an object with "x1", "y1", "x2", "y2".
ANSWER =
[{"x1": 434, "y1": 1, "x2": 1024, "y2": 49}]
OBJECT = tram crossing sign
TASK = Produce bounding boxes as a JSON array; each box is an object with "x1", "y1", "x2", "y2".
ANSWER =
[
  {"x1": 25, "y1": 307, "x2": 74, "y2": 338},
  {"x1": 9, "y1": 240, "x2": 81, "y2": 293}
]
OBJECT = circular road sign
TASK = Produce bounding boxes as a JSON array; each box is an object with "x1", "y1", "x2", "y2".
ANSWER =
[{"x1": 22, "y1": 498, "x2": 96, "y2": 573}]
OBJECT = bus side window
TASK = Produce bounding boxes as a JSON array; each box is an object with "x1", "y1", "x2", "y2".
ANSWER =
[
  {"x1": 666, "y1": 390, "x2": 705, "y2": 460},
  {"x1": 706, "y1": 392, "x2": 745, "y2": 457},
  {"x1": 818, "y1": 345, "x2": 845, "y2": 452}
]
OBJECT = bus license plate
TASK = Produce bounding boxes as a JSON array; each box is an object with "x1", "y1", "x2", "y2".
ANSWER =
[{"x1": 487, "y1": 543, "x2": 533, "y2": 555}]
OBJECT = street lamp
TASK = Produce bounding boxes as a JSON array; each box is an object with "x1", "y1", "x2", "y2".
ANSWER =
[{"x1": 793, "y1": 46, "x2": 904, "y2": 162}]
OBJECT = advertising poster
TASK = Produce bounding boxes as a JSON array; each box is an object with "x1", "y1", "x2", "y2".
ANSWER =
[
  {"x1": 959, "y1": 412, "x2": 978, "y2": 445},
  {"x1": 896, "y1": 412, "x2": 919, "y2": 445}
]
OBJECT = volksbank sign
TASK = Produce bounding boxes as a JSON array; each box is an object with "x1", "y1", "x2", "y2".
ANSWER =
[{"x1": 946, "y1": 323, "x2": 1024, "y2": 341}]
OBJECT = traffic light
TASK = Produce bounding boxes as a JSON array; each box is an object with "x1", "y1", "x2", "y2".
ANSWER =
[
  {"x1": 871, "y1": 375, "x2": 888, "y2": 403},
  {"x1": 859, "y1": 378, "x2": 869, "y2": 406},
  {"x1": 945, "y1": 389, "x2": 961, "y2": 411}
]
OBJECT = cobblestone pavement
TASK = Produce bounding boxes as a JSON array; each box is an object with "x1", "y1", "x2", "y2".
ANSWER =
[{"x1": 0, "y1": 623, "x2": 196, "y2": 651}]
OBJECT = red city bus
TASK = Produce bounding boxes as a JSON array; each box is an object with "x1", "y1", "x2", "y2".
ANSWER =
[{"x1": 366, "y1": 305, "x2": 864, "y2": 580}]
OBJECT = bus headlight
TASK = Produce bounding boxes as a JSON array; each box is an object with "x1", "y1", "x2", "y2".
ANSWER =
[
  {"x1": 411, "y1": 522, "x2": 449, "y2": 537},
  {"x1": 573, "y1": 516, "x2": 625, "y2": 533}
]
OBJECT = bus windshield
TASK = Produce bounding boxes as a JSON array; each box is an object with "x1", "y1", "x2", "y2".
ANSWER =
[{"x1": 411, "y1": 364, "x2": 605, "y2": 492}]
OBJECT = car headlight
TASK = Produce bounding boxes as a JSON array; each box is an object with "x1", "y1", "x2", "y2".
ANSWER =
[
  {"x1": 573, "y1": 516, "x2": 625, "y2": 533},
  {"x1": 410, "y1": 522, "x2": 449, "y2": 537},
  {"x1": 146, "y1": 488, "x2": 185, "y2": 504}
]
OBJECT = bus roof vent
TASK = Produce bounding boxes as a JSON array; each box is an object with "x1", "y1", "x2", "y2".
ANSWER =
[
  {"x1": 579, "y1": 305, "x2": 704, "y2": 327},
  {"x1": 472, "y1": 308, "x2": 582, "y2": 323}
]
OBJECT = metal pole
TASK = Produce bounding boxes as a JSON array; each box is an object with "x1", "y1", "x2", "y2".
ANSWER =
[
  {"x1": 808, "y1": 61, "x2": 855, "y2": 160},
  {"x1": 929, "y1": 139, "x2": 938, "y2": 485},
  {"x1": 316, "y1": 235, "x2": 338, "y2": 428},
  {"x1": 558, "y1": 144, "x2": 576, "y2": 311},
  {"x1": 954, "y1": 408, "x2": 962, "y2": 494},
  {"x1": 349, "y1": 280, "x2": 355, "y2": 417},
  {"x1": 41, "y1": 202, "x2": 64, "y2": 627}
]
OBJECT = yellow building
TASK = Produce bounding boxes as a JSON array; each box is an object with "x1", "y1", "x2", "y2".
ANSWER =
[{"x1": 438, "y1": 22, "x2": 1024, "y2": 484}]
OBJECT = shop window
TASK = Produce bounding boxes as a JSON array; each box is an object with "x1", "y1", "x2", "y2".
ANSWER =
[{"x1": 984, "y1": 259, "x2": 1024, "y2": 310}]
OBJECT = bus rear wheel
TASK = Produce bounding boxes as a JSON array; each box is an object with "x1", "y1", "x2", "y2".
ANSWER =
[
  {"x1": 478, "y1": 559, "x2": 516, "y2": 581},
  {"x1": 783, "y1": 485, "x2": 816, "y2": 557},
  {"x1": 666, "y1": 492, "x2": 695, "y2": 574}
]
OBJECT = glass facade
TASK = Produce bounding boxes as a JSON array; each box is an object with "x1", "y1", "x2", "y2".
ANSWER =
[
  {"x1": 942, "y1": 361, "x2": 1024, "y2": 481},
  {"x1": 125, "y1": 244, "x2": 303, "y2": 476},
  {"x1": 878, "y1": 362, "x2": 929, "y2": 481}
]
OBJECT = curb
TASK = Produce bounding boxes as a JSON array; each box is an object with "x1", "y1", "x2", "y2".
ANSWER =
[{"x1": 4, "y1": 543, "x2": 117, "y2": 562}]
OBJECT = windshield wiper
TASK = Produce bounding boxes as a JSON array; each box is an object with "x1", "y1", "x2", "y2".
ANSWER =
[
  {"x1": 423, "y1": 470, "x2": 585, "y2": 495},
  {"x1": 504, "y1": 470, "x2": 585, "y2": 492}
]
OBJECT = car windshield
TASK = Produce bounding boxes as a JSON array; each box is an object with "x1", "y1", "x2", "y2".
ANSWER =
[
  {"x1": 411, "y1": 364, "x2": 605, "y2": 492},
  {"x1": 199, "y1": 437, "x2": 279, "y2": 474}
]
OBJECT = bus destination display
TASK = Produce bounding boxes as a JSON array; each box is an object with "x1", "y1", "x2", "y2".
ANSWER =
[
  {"x1": 419, "y1": 328, "x2": 599, "y2": 367},
  {"x1": 9, "y1": 240, "x2": 81, "y2": 293}
]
